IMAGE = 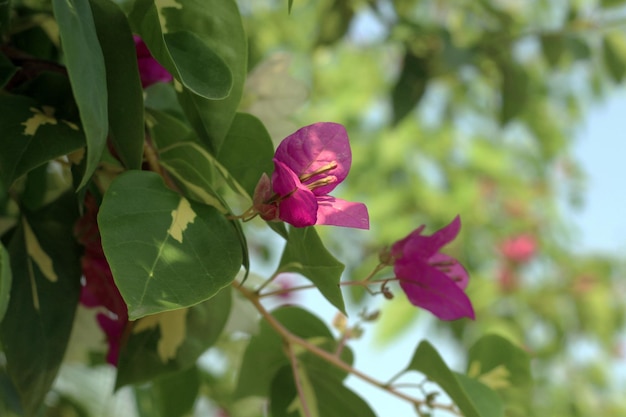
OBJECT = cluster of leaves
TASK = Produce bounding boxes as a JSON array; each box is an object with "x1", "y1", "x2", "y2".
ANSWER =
[{"x1": 0, "y1": 1, "x2": 543, "y2": 417}]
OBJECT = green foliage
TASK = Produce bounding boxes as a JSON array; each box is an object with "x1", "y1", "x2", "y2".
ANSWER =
[
  {"x1": 128, "y1": 0, "x2": 232, "y2": 100},
  {"x1": 51, "y1": 0, "x2": 108, "y2": 189},
  {"x1": 90, "y1": 0, "x2": 145, "y2": 170},
  {"x1": 236, "y1": 306, "x2": 356, "y2": 406},
  {"x1": 392, "y1": 50, "x2": 430, "y2": 125},
  {"x1": 134, "y1": 366, "x2": 200, "y2": 417},
  {"x1": 145, "y1": 0, "x2": 248, "y2": 153},
  {"x1": 117, "y1": 287, "x2": 231, "y2": 386},
  {"x1": 278, "y1": 227, "x2": 346, "y2": 314},
  {"x1": 0, "y1": 94, "x2": 84, "y2": 189},
  {"x1": 269, "y1": 364, "x2": 376, "y2": 417},
  {"x1": 0, "y1": 193, "x2": 81, "y2": 417},
  {"x1": 0, "y1": 52, "x2": 16, "y2": 88},
  {"x1": 218, "y1": 112, "x2": 275, "y2": 198},
  {"x1": 407, "y1": 340, "x2": 503, "y2": 417}
]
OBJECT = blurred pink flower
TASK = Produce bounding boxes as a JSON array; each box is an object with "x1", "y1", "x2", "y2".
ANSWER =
[
  {"x1": 273, "y1": 274, "x2": 298, "y2": 301},
  {"x1": 253, "y1": 122, "x2": 369, "y2": 229},
  {"x1": 388, "y1": 216, "x2": 475, "y2": 320},
  {"x1": 499, "y1": 234, "x2": 536, "y2": 263},
  {"x1": 133, "y1": 35, "x2": 172, "y2": 88}
]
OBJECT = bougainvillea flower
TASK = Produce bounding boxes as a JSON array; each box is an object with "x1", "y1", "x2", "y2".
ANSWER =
[
  {"x1": 253, "y1": 122, "x2": 369, "y2": 229},
  {"x1": 75, "y1": 194, "x2": 128, "y2": 365},
  {"x1": 499, "y1": 234, "x2": 537, "y2": 263},
  {"x1": 389, "y1": 216, "x2": 475, "y2": 321},
  {"x1": 133, "y1": 35, "x2": 173, "y2": 88}
]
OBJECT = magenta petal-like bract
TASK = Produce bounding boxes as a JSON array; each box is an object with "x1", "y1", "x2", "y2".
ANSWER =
[
  {"x1": 395, "y1": 257, "x2": 475, "y2": 321},
  {"x1": 391, "y1": 216, "x2": 474, "y2": 320},
  {"x1": 254, "y1": 122, "x2": 369, "y2": 229},
  {"x1": 316, "y1": 196, "x2": 369, "y2": 229},
  {"x1": 133, "y1": 35, "x2": 172, "y2": 88},
  {"x1": 272, "y1": 159, "x2": 318, "y2": 227},
  {"x1": 429, "y1": 252, "x2": 469, "y2": 289},
  {"x1": 274, "y1": 122, "x2": 351, "y2": 196},
  {"x1": 393, "y1": 216, "x2": 461, "y2": 260}
]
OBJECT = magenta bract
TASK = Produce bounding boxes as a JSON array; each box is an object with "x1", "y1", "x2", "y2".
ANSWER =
[
  {"x1": 133, "y1": 35, "x2": 173, "y2": 89},
  {"x1": 253, "y1": 122, "x2": 369, "y2": 229},
  {"x1": 390, "y1": 216, "x2": 475, "y2": 321}
]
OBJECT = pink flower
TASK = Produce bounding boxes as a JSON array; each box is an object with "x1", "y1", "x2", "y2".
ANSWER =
[
  {"x1": 388, "y1": 216, "x2": 475, "y2": 321},
  {"x1": 133, "y1": 35, "x2": 172, "y2": 88},
  {"x1": 499, "y1": 234, "x2": 536, "y2": 263},
  {"x1": 253, "y1": 122, "x2": 369, "y2": 229}
]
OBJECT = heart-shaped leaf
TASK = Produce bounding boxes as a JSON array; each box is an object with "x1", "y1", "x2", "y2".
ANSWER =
[{"x1": 98, "y1": 171, "x2": 242, "y2": 319}]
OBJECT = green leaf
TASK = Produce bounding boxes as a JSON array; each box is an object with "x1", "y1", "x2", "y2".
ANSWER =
[
  {"x1": 566, "y1": 37, "x2": 591, "y2": 61},
  {"x1": 0, "y1": 193, "x2": 82, "y2": 417},
  {"x1": 164, "y1": 30, "x2": 232, "y2": 99},
  {"x1": 603, "y1": 31, "x2": 626, "y2": 83},
  {"x1": 98, "y1": 171, "x2": 242, "y2": 319},
  {"x1": 52, "y1": 0, "x2": 109, "y2": 189},
  {"x1": 158, "y1": 142, "x2": 229, "y2": 212},
  {"x1": 134, "y1": 366, "x2": 200, "y2": 417},
  {"x1": 467, "y1": 334, "x2": 532, "y2": 389},
  {"x1": 128, "y1": 0, "x2": 232, "y2": 100},
  {"x1": 540, "y1": 34, "x2": 566, "y2": 68},
  {"x1": 0, "y1": 94, "x2": 85, "y2": 189},
  {"x1": 236, "y1": 306, "x2": 353, "y2": 399},
  {"x1": 0, "y1": 242, "x2": 11, "y2": 322},
  {"x1": 455, "y1": 373, "x2": 504, "y2": 417},
  {"x1": 147, "y1": 109, "x2": 248, "y2": 206},
  {"x1": 392, "y1": 50, "x2": 429, "y2": 126},
  {"x1": 315, "y1": 0, "x2": 354, "y2": 46},
  {"x1": 278, "y1": 227, "x2": 346, "y2": 314},
  {"x1": 147, "y1": 109, "x2": 250, "y2": 275},
  {"x1": 160, "y1": 0, "x2": 247, "y2": 153},
  {"x1": 268, "y1": 221, "x2": 289, "y2": 240},
  {"x1": 0, "y1": 51, "x2": 16, "y2": 88},
  {"x1": 270, "y1": 365, "x2": 377, "y2": 417},
  {"x1": 499, "y1": 61, "x2": 528, "y2": 125},
  {"x1": 218, "y1": 112, "x2": 275, "y2": 198},
  {"x1": 406, "y1": 340, "x2": 503, "y2": 417},
  {"x1": 116, "y1": 288, "x2": 231, "y2": 386},
  {"x1": 0, "y1": 0, "x2": 10, "y2": 35},
  {"x1": 90, "y1": 0, "x2": 145, "y2": 170},
  {"x1": 601, "y1": 0, "x2": 626, "y2": 7},
  {"x1": 288, "y1": 0, "x2": 294, "y2": 13}
]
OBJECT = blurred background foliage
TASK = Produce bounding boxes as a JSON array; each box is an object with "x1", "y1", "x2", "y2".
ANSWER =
[{"x1": 240, "y1": 0, "x2": 626, "y2": 416}]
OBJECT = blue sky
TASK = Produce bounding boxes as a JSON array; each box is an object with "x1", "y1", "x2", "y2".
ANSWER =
[{"x1": 566, "y1": 88, "x2": 626, "y2": 255}]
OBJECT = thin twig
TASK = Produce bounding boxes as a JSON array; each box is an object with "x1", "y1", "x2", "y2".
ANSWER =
[{"x1": 286, "y1": 342, "x2": 314, "y2": 417}]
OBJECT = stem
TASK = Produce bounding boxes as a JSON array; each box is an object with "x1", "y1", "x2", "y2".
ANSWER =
[
  {"x1": 254, "y1": 263, "x2": 301, "y2": 294},
  {"x1": 259, "y1": 278, "x2": 392, "y2": 298},
  {"x1": 333, "y1": 330, "x2": 349, "y2": 357},
  {"x1": 286, "y1": 342, "x2": 314, "y2": 417},
  {"x1": 363, "y1": 263, "x2": 389, "y2": 282},
  {"x1": 143, "y1": 140, "x2": 179, "y2": 191},
  {"x1": 228, "y1": 206, "x2": 258, "y2": 222},
  {"x1": 235, "y1": 284, "x2": 463, "y2": 416},
  {"x1": 385, "y1": 368, "x2": 409, "y2": 386}
]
